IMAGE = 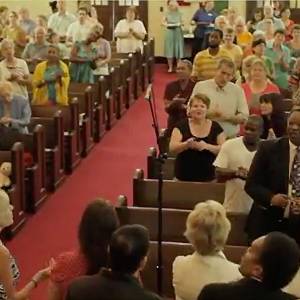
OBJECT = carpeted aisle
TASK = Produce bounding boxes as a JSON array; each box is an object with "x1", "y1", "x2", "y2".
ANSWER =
[{"x1": 7, "y1": 64, "x2": 174, "y2": 299}]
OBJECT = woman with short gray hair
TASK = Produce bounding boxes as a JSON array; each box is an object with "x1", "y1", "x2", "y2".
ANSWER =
[{"x1": 172, "y1": 200, "x2": 241, "y2": 300}]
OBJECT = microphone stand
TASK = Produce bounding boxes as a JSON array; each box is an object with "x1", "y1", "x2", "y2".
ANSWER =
[{"x1": 145, "y1": 84, "x2": 166, "y2": 296}]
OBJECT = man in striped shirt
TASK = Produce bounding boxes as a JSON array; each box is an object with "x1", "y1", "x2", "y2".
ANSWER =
[{"x1": 191, "y1": 29, "x2": 231, "y2": 81}]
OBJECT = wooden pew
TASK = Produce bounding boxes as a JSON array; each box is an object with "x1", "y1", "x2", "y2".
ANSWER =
[
  {"x1": 115, "y1": 205, "x2": 248, "y2": 246},
  {"x1": 142, "y1": 241, "x2": 246, "y2": 297},
  {"x1": 31, "y1": 99, "x2": 81, "y2": 174},
  {"x1": 148, "y1": 38, "x2": 155, "y2": 83},
  {"x1": 0, "y1": 143, "x2": 26, "y2": 239},
  {"x1": 22, "y1": 124, "x2": 47, "y2": 212},
  {"x1": 69, "y1": 88, "x2": 94, "y2": 157},
  {"x1": 131, "y1": 169, "x2": 225, "y2": 209},
  {"x1": 69, "y1": 82, "x2": 104, "y2": 143},
  {"x1": 29, "y1": 111, "x2": 65, "y2": 192},
  {"x1": 109, "y1": 60, "x2": 126, "y2": 118},
  {"x1": 112, "y1": 51, "x2": 138, "y2": 101},
  {"x1": 147, "y1": 147, "x2": 175, "y2": 180}
]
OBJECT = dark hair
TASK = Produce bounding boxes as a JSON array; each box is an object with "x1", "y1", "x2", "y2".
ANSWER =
[
  {"x1": 252, "y1": 38, "x2": 266, "y2": 48},
  {"x1": 109, "y1": 224, "x2": 149, "y2": 274},
  {"x1": 259, "y1": 93, "x2": 286, "y2": 138},
  {"x1": 259, "y1": 232, "x2": 300, "y2": 290},
  {"x1": 274, "y1": 28, "x2": 285, "y2": 36},
  {"x1": 211, "y1": 28, "x2": 223, "y2": 39},
  {"x1": 78, "y1": 6, "x2": 88, "y2": 14},
  {"x1": 247, "y1": 114, "x2": 264, "y2": 130},
  {"x1": 250, "y1": 8, "x2": 264, "y2": 24},
  {"x1": 78, "y1": 199, "x2": 119, "y2": 275}
]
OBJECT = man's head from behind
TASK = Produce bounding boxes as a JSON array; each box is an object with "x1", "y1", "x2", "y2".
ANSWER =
[
  {"x1": 239, "y1": 232, "x2": 300, "y2": 290},
  {"x1": 109, "y1": 224, "x2": 149, "y2": 275}
]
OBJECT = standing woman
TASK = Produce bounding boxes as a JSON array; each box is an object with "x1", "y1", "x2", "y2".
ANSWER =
[
  {"x1": 259, "y1": 93, "x2": 286, "y2": 139},
  {"x1": 2, "y1": 11, "x2": 27, "y2": 57},
  {"x1": 69, "y1": 24, "x2": 102, "y2": 83},
  {"x1": 114, "y1": 6, "x2": 146, "y2": 54},
  {"x1": 162, "y1": 0, "x2": 184, "y2": 73},
  {"x1": 242, "y1": 59, "x2": 280, "y2": 114},
  {"x1": 169, "y1": 93, "x2": 225, "y2": 182},
  {"x1": 93, "y1": 23, "x2": 111, "y2": 76},
  {"x1": 247, "y1": 8, "x2": 264, "y2": 34},
  {"x1": 32, "y1": 44, "x2": 70, "y2": 106},
  {"x1": 0, "y1": 189, "x2": 50, "y2": 300},
  {"x1": 285, "y1": 25, "x2": 300, "y2": 67},
  {"x1": 191, "y1": 1, "x2": 217, "y2": 60},
  {"x1": 280, "y1": 7, "x2": 294, "y2": 41}
]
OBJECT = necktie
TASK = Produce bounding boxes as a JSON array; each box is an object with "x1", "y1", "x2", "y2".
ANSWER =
[{"x1": 290, "y1": 147, "x2": 300, "y2": 198}]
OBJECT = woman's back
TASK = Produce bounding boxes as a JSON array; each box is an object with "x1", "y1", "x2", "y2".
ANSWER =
[{"x1": 173, "y1": 251, "x2": 242, "y2": 300}]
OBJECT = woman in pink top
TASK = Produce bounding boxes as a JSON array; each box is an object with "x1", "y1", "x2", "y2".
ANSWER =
[
  {"x1": 242, "y1": 58, "x2": 280, "y2": 114},
  {"x1": 47, "y1": 199, "x2": 119, "y2": 300}
]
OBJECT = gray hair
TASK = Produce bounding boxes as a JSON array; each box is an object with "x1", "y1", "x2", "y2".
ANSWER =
[
  {"x1": 0, "y1": 39, "x2": 14, "y2": 52},
  {"x1": 184, "y1": 200, "x2": 231, "y2": 255}
]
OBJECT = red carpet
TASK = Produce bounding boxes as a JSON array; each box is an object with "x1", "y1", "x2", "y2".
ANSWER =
[{"x1": 7, "y1": 64, "x2": 174, "y2": 299}]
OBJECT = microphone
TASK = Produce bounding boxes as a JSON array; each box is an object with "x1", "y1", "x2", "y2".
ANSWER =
[{"x1": 145, "y1": 84, "x2": 152, "y2": 101}]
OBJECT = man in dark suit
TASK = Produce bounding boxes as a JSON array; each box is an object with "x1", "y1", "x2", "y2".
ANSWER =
[
  {"x1": 244, "y1": 108, "x2": 300, "y2": 242},
  {"x1": 66, "y1": 224, "x2": 162, "y2": 300},
  {"x1": 198, "y1": 232, "x2": 300, "y2": 300}
]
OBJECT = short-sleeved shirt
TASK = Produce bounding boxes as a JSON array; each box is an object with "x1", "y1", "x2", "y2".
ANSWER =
[
  {"x1": 48, "y1": 12, "x2": 76, "y2": 37},
  {"x1": 114, "y1": 19, "x2": 147, "y2": 54},
  {"x1": 164, "y1": 79, "x2": 195, "y2": 133},
  {"x1": 192, "y1": 8, "x2": 217, "y2": 39},
  {"x1": 191, "y1": 48, "x2": 232, "y2": 81},
  {"x1": 191, "y1": 79, "x2": 249, "y2": 138},
  {"x1": 19, "y1": 19, "x2": 36, "y2": 36},
  {"x1": 22, "y1": 42, "x2": 49, "y2": 72},
  {"x1": 51, "y1": 250, "x2": 87, "y2": 299},
  {"x1": 174, "y1": 119, "x2": 223, "y2": 182},
  {"x1": 0, "y1": 58, "x2": 29, "y2": 98},
  {"x1": 213, "y1": 137, "x2": 256, "y2": 213},
  {"x1": 66, "y1": 21, "x2": 93, "y2": 43}
]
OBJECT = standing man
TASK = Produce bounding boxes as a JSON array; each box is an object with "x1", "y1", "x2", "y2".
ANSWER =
[
  {"x1": 164, "y1": 59, "x2": 195, "y2": 136},
  {"x1": 214, "y1": 115, "x2": 263, "y2": 213},
  {"x1": 245, "y1": 108, "x2": 300, "y2": 243},
  {"x1": 192, "y1": 58, "x2": 249, "y2": 138},
  {"x1": 191, "y1": 29, "x2": 231, "y2": 81},
  {"x1": 198, "y1": 232, "x2": 300, "y2": 300},
  {"x1": 48, "y1": 0, "x2": 76, "y2": 41},
  {"x1": 66, "y1": 7, "x2": 93, "y2": 43},
  {"x1": 18, "y1": 8, "x2": 36, "y2": 37}
]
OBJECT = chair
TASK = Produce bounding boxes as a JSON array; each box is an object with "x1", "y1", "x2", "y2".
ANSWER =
[
  {"x1": 29, "y1": 111, "x2": 65, "y2": 192},
  {"x1": 142, "y1": 241, "x2": 246, "y2": 297},
  {"x1": 147, "y1": 147, "x2": 175, "y2": 180},
  {"x1": 115, "y1": 205, "x2": 248, "y2": 246},
  {"x1": 132, "y1": 169, "x2": 225, "y2": 209},
  {"x1": 0, "y1": 143, "x2": 26, "y2": 238},
  {"x1": 31, "y1": 98, "x2": 81, "y2": 174}
]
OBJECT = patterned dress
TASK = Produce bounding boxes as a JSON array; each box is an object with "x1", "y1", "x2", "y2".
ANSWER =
[{"x1": 0, "y1": 241, "x2": 20, "y2": 300}]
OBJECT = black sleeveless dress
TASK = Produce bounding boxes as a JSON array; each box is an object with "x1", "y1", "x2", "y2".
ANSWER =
[{"x1": 175, "y1": 119, "x2": 223, "y2": 182}]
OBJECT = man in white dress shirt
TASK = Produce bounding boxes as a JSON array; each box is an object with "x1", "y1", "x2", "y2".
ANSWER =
[
  {"x1": 48, "y1": 0, "x2": 76, "y2": 40},
  {"x1": 191, "y1": 58, "x2": 249, "y2": 138},
  {"x1": 214, "y1": 115, "x2": 263, "y2": 213},
  {"x1": 66, "y1": 7, "x2": 93, "y2": 43}
]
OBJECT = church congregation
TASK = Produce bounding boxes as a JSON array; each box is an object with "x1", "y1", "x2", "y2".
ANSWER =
[{"x1": 1, "y1": 0, "x2": 300, "y2": 300}]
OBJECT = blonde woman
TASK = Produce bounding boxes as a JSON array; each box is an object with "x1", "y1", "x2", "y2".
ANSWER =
[
  {"x1": 173, "y1": 200, "x2": 242, "y2": 300},
  {"x1": 169, "y1": 93, "x2": 225, "y2": 182},
  {"x1": 162, "y1": 0, "x2": 184, "y2": 73}
]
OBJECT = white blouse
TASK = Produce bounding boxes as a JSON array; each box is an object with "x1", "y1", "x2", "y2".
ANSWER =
[{"x1": 114, "y1": 19, "x2": 146, "y2": 54}]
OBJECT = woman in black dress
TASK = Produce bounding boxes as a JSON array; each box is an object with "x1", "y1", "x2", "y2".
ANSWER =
[
  {"x1": 259, "y1": 93, "x2": 287, "y2": 139},
  {"x1": 169, "y1": 93, "x2": 226, "y2": 182}
]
